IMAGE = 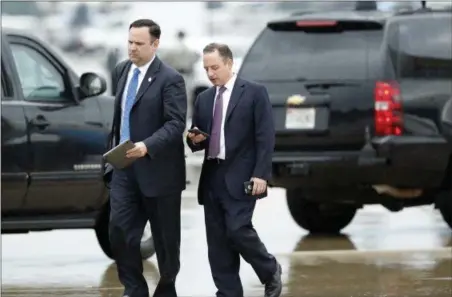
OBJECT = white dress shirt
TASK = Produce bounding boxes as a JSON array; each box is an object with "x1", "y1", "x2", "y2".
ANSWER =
[
  {"x1": 121, "y1": 56, "x2": 155, "y2": 130},
  {"x1": 213, "y1": 74, "x2": 237, "y2": 160}
]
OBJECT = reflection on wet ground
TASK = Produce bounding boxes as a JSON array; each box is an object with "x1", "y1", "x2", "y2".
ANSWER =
[
  {"x1": 286, "y1": 235, "x2": 452, "y2": 297},
  {"x1": 2, "y1": 176, "x2": 452, "y2": 296}
]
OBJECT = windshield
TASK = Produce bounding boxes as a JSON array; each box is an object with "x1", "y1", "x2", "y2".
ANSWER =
[
  {"x1": 387, "y1": 16, "x2": 452, "y2": 79},
  {"x1": 240, "y1": 25, "x2": 383, "y2": 81},
  {"x1": 1, "y1": 1, "x2": 41, "y2": 16}
]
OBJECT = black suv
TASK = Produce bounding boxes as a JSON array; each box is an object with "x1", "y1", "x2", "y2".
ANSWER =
[
  {"x1": 238, "y1": 8, "x2": 452, "y2": 233},
  {"x1": 1, "y1": 29, "x2": 155, "y2": 259}
]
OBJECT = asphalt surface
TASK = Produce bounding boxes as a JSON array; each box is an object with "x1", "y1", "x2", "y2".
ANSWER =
[
  {"x1": 2, "y1": 160, "x2": 452, "y2": 297},
  {"x1": 2, "y1": 53, "x2": 451, "y2": 297}
]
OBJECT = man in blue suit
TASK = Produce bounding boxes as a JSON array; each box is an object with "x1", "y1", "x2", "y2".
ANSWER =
[
  {"x1": 186, "y1": 43, "x2": 282, "y2": 297},
  {"x1": 107, "y1": 19, "x2": 187, "y2": 297}
]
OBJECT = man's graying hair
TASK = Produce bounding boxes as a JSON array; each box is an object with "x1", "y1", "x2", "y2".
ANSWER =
[{"x1": 203, "y1": 43, "x2": 234, "y2": 61}]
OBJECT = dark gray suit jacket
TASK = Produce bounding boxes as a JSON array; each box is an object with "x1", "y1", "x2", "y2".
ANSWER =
[{"x1": 105, "y1": 56, "x2": 187, "y2": 197}]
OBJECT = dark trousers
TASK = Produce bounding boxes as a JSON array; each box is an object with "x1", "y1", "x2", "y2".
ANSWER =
[
  {"x1": 204, "y1": 160, "x2": 277, "y2": 297},
  {"x1": 109, "y1": 169, "x2": 181, "y2": 297}
]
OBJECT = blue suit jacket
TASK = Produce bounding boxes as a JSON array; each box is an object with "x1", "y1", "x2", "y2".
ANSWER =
[
  {"x1": 187, "y1": 77, "x2": 275, "y2": 205},
  {"x1": 107, "y1": 57, "x2": 187, "y2": 197}
]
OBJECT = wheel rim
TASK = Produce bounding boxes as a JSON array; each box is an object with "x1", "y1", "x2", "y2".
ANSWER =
[{"x1": 141, "y1": 221, "x2": 152, "y2": 242}]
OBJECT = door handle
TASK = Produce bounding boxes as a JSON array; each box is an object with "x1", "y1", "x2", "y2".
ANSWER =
[{"x1": 29, "y1": 115, "x2": 50, "y2": 130}]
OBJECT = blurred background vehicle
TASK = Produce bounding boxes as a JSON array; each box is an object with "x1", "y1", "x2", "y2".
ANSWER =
[{"x1": 238, "y1": 3, "x2": 452, "y2": 233}]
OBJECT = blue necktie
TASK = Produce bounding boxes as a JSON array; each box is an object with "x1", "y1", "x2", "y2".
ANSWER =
[{"x1": 120, "y1": 68, "x2": 140, "y2": 143}]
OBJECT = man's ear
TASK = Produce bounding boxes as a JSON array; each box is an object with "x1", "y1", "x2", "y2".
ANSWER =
[
  {"x1": 227, "y1": 58, "x2": 233, "y2": 69},
  {"x1": 152, "y1": 39, "x2": 160, "y2": 48}
]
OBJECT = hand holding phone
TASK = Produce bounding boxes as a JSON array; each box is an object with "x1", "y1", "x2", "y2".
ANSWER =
[
  {"x1": 244, "y1": 180, "x2": 268, "y2": 199},
  {"x1": 187, "y1": 127, "x2": 209, "y2": 144}
]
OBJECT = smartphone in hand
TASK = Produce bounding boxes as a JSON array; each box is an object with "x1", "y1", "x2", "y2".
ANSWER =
[
  {"x1": 188, "y1": 128, "x2": 209, "y2": 137},
  {"x1": 244, "y1": 181, "x2": 267, "y2": 199}
]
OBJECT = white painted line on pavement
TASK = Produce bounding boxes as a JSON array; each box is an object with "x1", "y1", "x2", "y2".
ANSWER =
[{"x1": 281, "y1": 247, "x2": 452, "y2": 258}]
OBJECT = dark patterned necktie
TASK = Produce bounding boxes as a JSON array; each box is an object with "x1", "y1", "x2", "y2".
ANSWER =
[{"x1": 208, "y1": 86, "x2": 226, "y2": 158}]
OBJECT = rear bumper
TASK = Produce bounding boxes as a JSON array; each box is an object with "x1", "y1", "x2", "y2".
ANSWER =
[{"x1": 271, "y1": 135, "x2": 451, "y2": 189}]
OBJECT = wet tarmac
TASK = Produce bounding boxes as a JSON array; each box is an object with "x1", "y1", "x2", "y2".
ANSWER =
[
  {"x1": 2, "y1": 56, "x2": 452, "y2": 297},
  {"x1": 2, "y1": 162, "x2": 452, "y2": 297}
]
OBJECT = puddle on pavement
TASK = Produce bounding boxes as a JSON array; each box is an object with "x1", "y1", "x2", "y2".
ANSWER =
[
  {"x1": 282, "y1": 235, "x2": 452, "y2": 297},
  {"x1": 3, "y1": 246, "x2": 451, "y2": 297},
  {"x1": 286, "y1": 250, "x2": 452, "y2": 297}
]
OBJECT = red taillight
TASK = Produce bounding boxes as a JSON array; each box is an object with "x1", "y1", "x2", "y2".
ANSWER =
[
  {"x1": 296, "y1": 20, "x2": 337, "y2": 27},
  {"x1": 374, "y1": 81, "x2": 403, "y2": 136}
]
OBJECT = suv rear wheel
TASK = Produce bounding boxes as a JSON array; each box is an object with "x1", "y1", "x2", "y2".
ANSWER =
[
  {"x1": 286, "y1": 189, "x2": 357, "y2": 233},
  {"x1": 436, "y1": 190, "x2": 452, "y2": 230},
  {"x1": 95, "y1": 203, "x2": 156, "y2": 260}
]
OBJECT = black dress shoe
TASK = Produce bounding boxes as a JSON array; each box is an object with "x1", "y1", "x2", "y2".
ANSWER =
[{"x1": 265, "y1": 262, "x2": 282, "y2": 297}]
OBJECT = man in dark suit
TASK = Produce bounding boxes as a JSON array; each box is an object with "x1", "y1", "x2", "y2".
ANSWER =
[
  {"x1": 107, "y1": 19, "x2": 187, "y2": 297},
  {"x1": 186, "y1": 43, "x2": 282, "y2": 297}
]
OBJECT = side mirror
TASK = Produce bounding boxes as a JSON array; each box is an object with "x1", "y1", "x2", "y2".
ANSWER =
[{"x1": 79, "y1": 72, "x2": 107, "y2": 99}]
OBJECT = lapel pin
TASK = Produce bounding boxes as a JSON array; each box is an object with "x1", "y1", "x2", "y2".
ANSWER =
[{"x1": 148, "y1": 77, "x2": 152, "y2": 82}]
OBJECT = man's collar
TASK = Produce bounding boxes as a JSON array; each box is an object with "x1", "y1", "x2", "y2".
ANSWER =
[
  {"x1": 218, "y1": 73, "x2": 236, "y2": 92},
  {"x1": 132, "y1": 55, "x2": 155, "y2": 75}
]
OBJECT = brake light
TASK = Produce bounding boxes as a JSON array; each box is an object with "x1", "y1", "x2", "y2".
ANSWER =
[
  {"x1": 296, "y1": 20, "x2": 337, "y2": 27},
  {"x1": 374, "y1": 81, "x2": 403, "y2": 136}
]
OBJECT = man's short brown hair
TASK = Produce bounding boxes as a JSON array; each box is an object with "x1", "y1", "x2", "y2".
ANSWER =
[
  {"x1": 203, "y1": 43, "x2": 233, "y2": 61},
  {"x1": 129, "y1": 19, "x2": 161, "y2": 41}
]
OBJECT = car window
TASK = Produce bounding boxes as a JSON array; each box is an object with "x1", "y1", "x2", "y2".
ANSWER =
[
  {"x1": 1, "y1": 62, "x2": 13, "y2": 99},
  {"x1": 387, "y1": 16, "x2": 452, "y2": 79},
  {"x1": 240, "y1": 22, "x2": 383, "y2": 81},
  {"x1": 10, "y1": 43, "x2": 68, "y2": 101}
]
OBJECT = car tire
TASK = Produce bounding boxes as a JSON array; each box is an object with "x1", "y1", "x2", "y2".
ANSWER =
[
  {"x1": 436, "y1": 191, "x2": 452, "y2": 230},
  {"x1": 286, "y1": 188, "x2": 357, "y2": 234},
  {"x1": 95, "y1": 204, "x2": 156, "y2": 260}
]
